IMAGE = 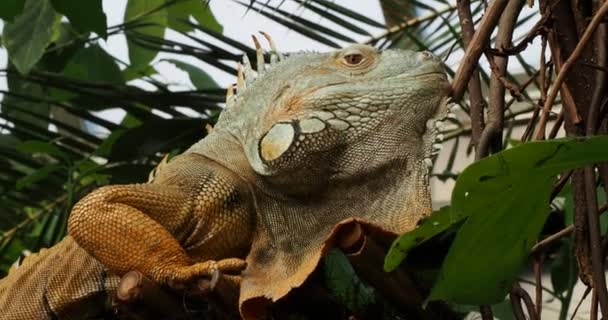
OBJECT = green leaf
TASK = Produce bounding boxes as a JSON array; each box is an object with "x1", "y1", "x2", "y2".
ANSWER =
[
  {"x1": 78, "y1": 173, "x2": 110, "y2": 187},
  {"x1": 384, "y1": 206, "x2": 459, "y2": 272},
  {"x1": 122, "y1": 64, "x2": 157, "y2": 81},
  {"x1": 49, "y1": 0, "x2": 107, "y2": 38},
  {"x1": 0, "y1": 0, "x2": 26, "y2": 21},
  {"x1": 74, "y1": 160, "x2": 110, "y2": 187},
  {"x1": 62, "y1": 44, "x2": 124, "y2": 83},
  {"x1": 167, "y1": 0, "x2": 222, "y2": 33},
  {"x1": 428, "y1": 136, "x2": 608, "y2": 305},
  {"x1": 38, "y1": 22, "x2": 87, "y2": 72},
  {"x1": 96, "y1": 129, "x2": 126, "y2": 158},
  {"x1": 124, "y1": 0, "x2": 168, "y2": 67},
  {"x1": 16, "y1": 140, "x2": 67, "y2": 159},
  {"x1": 51, "y1": 44, "x2": 124, "y2": 100},
  {"x1": 16, "y1": 164, "x2": 62, "y2": 190},
  {"x1": 164, "y1": 59, "x2": 218, "y2": 89},
  {"x1": 323, "y1": 248, "x2": 375, "y2": 311},
  {"x1": 2, "y1": 0, "x2": 60, "y2": 74}
]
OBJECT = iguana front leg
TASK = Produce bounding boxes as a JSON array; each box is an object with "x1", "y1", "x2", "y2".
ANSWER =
[{"x1": 68, "y1": 153, "x2": 255, "y2": 286}]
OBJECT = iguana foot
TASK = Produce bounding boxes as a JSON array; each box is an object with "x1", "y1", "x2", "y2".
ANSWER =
[{"x1": 158, "y1": 258, "x2": 246, "y2": 289}]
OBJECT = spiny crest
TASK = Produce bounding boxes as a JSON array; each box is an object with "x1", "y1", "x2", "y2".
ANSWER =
[
  {"x1": 422, "y1": 102, "x2": 456, "y2": 169},
  {"x1": 225, "y1": 32, "x2": 284, "y2": 109},
  {"x1": 147, "y1": 154, "x2": 170, "y2": 183}
]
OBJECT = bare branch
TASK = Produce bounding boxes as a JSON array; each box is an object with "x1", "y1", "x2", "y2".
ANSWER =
[{"x1": 451, "y1": 0, "x2": 510, "y2": 102}]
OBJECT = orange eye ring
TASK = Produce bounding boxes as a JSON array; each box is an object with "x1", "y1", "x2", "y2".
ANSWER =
[{"x1": 343, "y1": 53, "x2": 364, "y2": 65}]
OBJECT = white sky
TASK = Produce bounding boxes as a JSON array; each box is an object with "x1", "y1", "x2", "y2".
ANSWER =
[
  {"x1": 0, "y1": 1, "x2": 543, "y2": 102},
  {"x1": 0, "y1": 1, "x2": 387, "y2": 128},
  {"x1": 0, "y1": 1, "x2": 385, "y2": 94}
]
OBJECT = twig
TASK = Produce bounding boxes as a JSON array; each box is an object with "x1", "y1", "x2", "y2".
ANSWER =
[
  {"x1": 456, "y1": 0, "x2": 486, "y2": 150},
  {"x1": 0, "y1": 194, "x2": 68, "y2": 244},
  {"x1": 584, "y1": 154, "x2": 608, "y2": 315},
  {"x1": 335, "y1": 221, "x2": 452, "y2": 319},
  {"x1": 534, "y1": 254, "x2": 542, "y2": 318},
  {"x1": 485, "y1": 52, "x2": 525, "y2": 100},
  {"x1": 582, "y1": 3, "x2": 608, "y2": 313},
  {"x1": 484, "y1": 15, "x2": 548, "y2": 57},
  {"x1": 569, "y1": 286, "x2": 591, "y2": 320},
  {"x1": 591, "y1": 288, "x2": 599, "y2": 320},
  {"x1": 364, "y1": 3, "x2": 473, "y2": 45},
  {"x1": 532, "y1": 200, "x2": 607, "y2": 255},
  {"x1": 531, "y1": 225, "x2": 574, "y2": 254},
  {"x1": 588, "y1": 9, "x2": 608, "y2": 136},
  {"x1": 510, "y1": 284, "x2": 538, "y2": 320},
  {"x1": 547, "y1": 110, "x2": 564, "y2": 139},
  {"x1": 535, "y1": 38, "x2": 580, "y2": 140},
  {"x1": 540, "y1": 36, "x2": 548, "y2": 105},
  {"x1": 487, "y1": 0, "x2": 527, "y2": 140},
  {"x1": 536, "y1": 1, "x2": 608, "y2": 138},
  {"x1": 451, "y1": 0, "x2": 511, "y2": 102},
  {"x1": 518, "y1": 278, "x2": 557, "y2": 297}
]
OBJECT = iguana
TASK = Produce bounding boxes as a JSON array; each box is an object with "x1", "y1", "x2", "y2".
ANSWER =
[{"x1": 0, "y1": 36, "x2": 450, "y2": 319}]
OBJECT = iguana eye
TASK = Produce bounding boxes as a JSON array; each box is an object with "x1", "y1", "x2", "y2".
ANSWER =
[{"x1": 343, "y1": 53, "x2": 364, "y2": 66}]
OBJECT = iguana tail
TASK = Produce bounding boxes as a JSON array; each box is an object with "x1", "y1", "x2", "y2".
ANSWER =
[{"x1": 0, "y1": 236, "x2": 119, "y2": 319}]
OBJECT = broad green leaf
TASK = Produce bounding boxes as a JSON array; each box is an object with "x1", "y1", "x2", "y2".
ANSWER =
[
  {"x1": 384, "y1": 206, "x2": 459, "y2": 272},
  {"x1": 0, "y1": 0, "x2": 26, "y2": 21},
  {"x1": 164, "y1": 59, "x2": 218, "y2": 89},
  {"x1": 16, "y1": 164, "x2": 62, "y2": 190},
  {"x1": 2, "y1": 0, "x2": 60, "y2": 74},
  {"x1": 167, "y1": 0, "x2": 222, "y2": 33},
  {"x1": 62, "y1": 44, "x2": 124, "y2": 84},
  {"x1": 124, "y1": 0, "x2": 167, "y2": 67},
  {"x1": 324, "y1": 248, "x2": 375, "y2": 311},
  {"x1": 428, "y1": 136, "x2": 608, "y2": 305},
  {"x1": 49, "y1": 0, "x2": 107, "y2": 38},
  {"x1": 38, "y1": 22, "x2": 87, "y2": 73},
  {"x1": 16, "y1": 140, "x2": 67, "y2": 160},
  {"x1": 52, "y1": 44, "x2": 124, "y2": 100}
]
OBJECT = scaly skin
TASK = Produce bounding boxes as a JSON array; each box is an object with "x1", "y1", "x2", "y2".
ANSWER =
[{"x1": 0, "y1": 43, "x2": 449, "y2": 319}]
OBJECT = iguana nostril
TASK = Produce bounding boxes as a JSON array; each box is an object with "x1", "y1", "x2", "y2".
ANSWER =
[
  {"x1": 260, "y1": 123, "x2": 295, "y2": 161},
  {"x1": 420, "y1": 51, "x2": 434, "y2": 59}
]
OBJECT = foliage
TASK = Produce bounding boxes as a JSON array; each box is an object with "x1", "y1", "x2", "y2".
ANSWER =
[
  {"x1": 387, "y1": 136, "x2": 608, "y2": 304},
  {"x1": 324, "y1": 249, "x2": 376, "y2": 312},
  {"x1": 1, "y1": 0, "x2": 607, "y2": 319}
]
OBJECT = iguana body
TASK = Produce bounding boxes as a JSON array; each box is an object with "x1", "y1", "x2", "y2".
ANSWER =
[{"x1": 0, "y1": 42, "x2": 449, "y2": 319}]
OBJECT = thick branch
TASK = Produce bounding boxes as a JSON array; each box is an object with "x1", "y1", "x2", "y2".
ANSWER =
[{"x1": 477, "y1": 0, "x2": 525, "y2": 159}]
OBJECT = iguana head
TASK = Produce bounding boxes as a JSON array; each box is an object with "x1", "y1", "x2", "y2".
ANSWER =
[{"x1": 219, "y1": 41, "x2": 450, "y2": 192}]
